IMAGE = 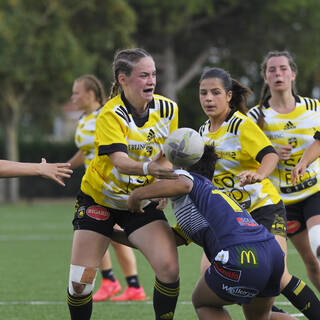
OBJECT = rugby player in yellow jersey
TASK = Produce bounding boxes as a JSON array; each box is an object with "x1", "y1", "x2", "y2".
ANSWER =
[
  {"x1": 66, "y1": 48, "x2": 180, "y2": 320},
  {"x1": 199, "y1": 67, "x2": 320, "y2": 319},
  {"x1": 68, "y1": 75, "x2": 146, "y2": 302},
  {"x1": 248, "y1": 51, "x2": 320, "y2": 294}
]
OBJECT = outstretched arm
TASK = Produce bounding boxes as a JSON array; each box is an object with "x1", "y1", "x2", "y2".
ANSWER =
[
  {"x1": 127, "y1": 175, "x2": 193, "y2": 213},
  {"x1": 0, "y1": 158, "x2": 72, "y2": 186},
  {"x1": 237, "y1": 152, "x2": 279, "y2": 186}
]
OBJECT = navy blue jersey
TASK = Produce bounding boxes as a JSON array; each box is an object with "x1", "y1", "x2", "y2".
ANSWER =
[{"x1": 172, "y1": 170, "x2": 273, "y2": 261}]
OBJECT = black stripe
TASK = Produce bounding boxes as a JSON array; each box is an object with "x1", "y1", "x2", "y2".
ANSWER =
[
  {"x1": 304, "y1": 98, "x2": 310, "y2": 110},
  {"x1": 160, "y1": 100, "x2": 164, "y2": 118},
  {"x1": 169, "y1": 102, "x2": 174, "y2": 120},
  {"x1": 119, "y1": 106, "x2": 131, "y2": 122},
  {"x1": 98, "y1": 143, "x2": 128, "y2": 155},
  {"x1": 165, "y1": 101, "x2": 169, "y2": 118},
  {"x1": 233, "y1": 119, "x2": 241, "y2": 134},
  {"x1": 249, "y1": 108, "x2": 259, "y2": 121}
]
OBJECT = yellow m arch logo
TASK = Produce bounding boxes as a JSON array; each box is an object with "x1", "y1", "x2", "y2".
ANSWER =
[{"x1": 240, "y1": 250, "x2": 257, "y2": 265}]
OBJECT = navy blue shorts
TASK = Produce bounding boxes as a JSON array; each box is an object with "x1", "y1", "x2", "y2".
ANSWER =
[
  {"x1": 205, "y1": 238, "x2": 284, "y2": 304},
  {"x1": 73, "y1": 191, "x2": 167, "y2": 237}
]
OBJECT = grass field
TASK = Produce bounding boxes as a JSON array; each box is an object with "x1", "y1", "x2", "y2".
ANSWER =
[{"x1": 0, "y1": 201, "x2": 318, "y2": 319}]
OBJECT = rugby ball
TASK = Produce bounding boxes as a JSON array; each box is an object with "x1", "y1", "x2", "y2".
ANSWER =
[{"x1": 163, "y1": 128, "x2": 204, "y2": 167}]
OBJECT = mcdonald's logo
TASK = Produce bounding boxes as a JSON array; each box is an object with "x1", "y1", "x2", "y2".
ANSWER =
[
  {"x1": 236, "y1": 247, "x2": 259, "y2": 268},
  {"x1": 240, "y1": 250, "x2": 256, "y2": 265}
]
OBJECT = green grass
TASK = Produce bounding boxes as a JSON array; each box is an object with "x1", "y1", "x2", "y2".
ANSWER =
[{"x1": 0, "y1": 201, "x2": 318, "y2": 319}]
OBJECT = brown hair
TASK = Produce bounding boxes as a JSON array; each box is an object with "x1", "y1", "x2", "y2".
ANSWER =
[
  {"x1": 200, "y1": 67, "x2": 252, "y2": 115},
  {"x1": 75, "y1": 74, "x2": 107, "y2": 105},
  {"x1": 109, "y1": 48, "x2": 152, "y2": 99},
  {"x1": 257, "y1": 51, "x2": 298, "y2": 129}
]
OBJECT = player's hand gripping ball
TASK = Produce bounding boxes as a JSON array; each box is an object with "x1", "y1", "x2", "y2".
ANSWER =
[{"x1": 163, "y1": 128, "x2": 204, "y2": 168}]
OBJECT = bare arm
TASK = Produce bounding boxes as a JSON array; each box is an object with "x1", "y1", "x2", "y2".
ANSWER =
[
  {"x1": 237, "y1": 152, "x2": 279, "y2": 186},
  {"x1": 108, "y1": 150, "x2": 178, "y2": 179},
  {"x1": 127, "y1": 175, "x2": 193, "y2": 213},
  {"x1": 0, "y1": 158, "x2": 72, "y2": 186},
  {"x1": 67, "y1": 150, "x2": 85, "y2": 169},
  {"x1": 291, "y1": 139, "x2": 320, "y2": 184}
]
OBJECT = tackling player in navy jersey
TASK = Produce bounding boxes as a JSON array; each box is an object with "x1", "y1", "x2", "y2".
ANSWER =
[{"x1": 116, "y1": 145, "x2": 297, "y2": 320}]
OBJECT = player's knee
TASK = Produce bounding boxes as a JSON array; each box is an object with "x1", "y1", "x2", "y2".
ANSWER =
[
  {"x1": 308, "y1": 225, "x2": 320, "y2": 263},
  {"x1": 68, "y1": 264, "x2": 97, "y2": 296}
]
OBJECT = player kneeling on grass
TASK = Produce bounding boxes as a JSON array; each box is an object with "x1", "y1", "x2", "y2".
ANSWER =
[{"x1": 113, "y1": 129, "x2": 298, "y2": 320}]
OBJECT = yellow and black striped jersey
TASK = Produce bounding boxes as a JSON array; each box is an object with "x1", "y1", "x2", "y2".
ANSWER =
[
  {"x1": 199, "y1": 110, "x2": 280, "y2": 212},
  {"x1": 81, "y1": 92, "x2": 178, "y2": 209},
  {"x1": 74, "y1": 108, "x2": 102, "y2": 169},
  {"x1": 248, "y1": 96, "x2": 320, "y2": 205}
]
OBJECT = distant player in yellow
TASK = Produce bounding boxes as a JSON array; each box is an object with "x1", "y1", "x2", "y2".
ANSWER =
[
  {"x1": 66, "y1": 48, "x2": 180, "y2": 320},
  {"x1": 199, "y1": 67, "x2": 320, "y2": 319},
  {"x1": 68, "y1": 74, "x2": 146, "y2": 302},
  {"x1": 248, "y1": 51, "x2": 320, "y2": 294}
]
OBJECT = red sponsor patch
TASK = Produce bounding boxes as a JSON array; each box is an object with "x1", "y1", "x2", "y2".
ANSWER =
[
  {"x1": 287, "y1": 220, "x2": 301, "y2": 234},
  {"x1": 86, "y1": 205, "x2": 110, "y2": 221},
  {"x1": 213, "y1": 262, "x2": 241, "y2": 282}
]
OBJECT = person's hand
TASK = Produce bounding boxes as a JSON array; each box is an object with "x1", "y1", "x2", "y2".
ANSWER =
[
  {"x1": 291, "y1": 162, "x2": 307, "y2": 185},
  {"x1": 277, "y1": 145, "x2": 292, "y2": 160},
  {"x1": 237, "y1": 171, "x2": 264, "y2": 187},
  {"x1": 153, "y1": 197, "x2": 168, "y2": 210},
  {"x1": 148, "y1": 151, "x2": 178, "y2": 179},
  {"x1": 127, "y1": 193, "x2": 144, "y2": 213},
  {"x1": 39, "y1": 158, "x2": 73, "y2": 186}
]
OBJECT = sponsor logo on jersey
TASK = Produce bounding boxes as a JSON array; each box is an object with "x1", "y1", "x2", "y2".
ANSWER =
[
  {"x1": 236, "y1": 217, "x2": 258, "y2": 227},
  {"x1": 271, "y1": 214, "x2": 287, "y2": 236},
  {"x1": 128, "y1": 143, "x2": 146, "y2": 151},
  {"x1": 76, "y1": 206, "x2": 86, "y2": 219},
  {"x1": 287, "y1": 220, "x2": 301, "y2": 234},
  {"x1": 147, "y1": 129, "x2": 156, "y2": 142},
  {"x1": 222, "y1": 284, "x2": 259, "y2": 298},
  {"x1": 213, "y1": 262, "x2": 241, "y2": 282},
  {"x1": 86, "y1": 205, "x2": 110, "y2": 221},
  {"x1": 236, "y1": 247, "x2": 259, "y2": 268},
  {"x1": 284, "y1": 121, "x2": 296, "y2": 130},
  {"x1": 288, "y1": 137, "x2": 297, "y2": 148}
]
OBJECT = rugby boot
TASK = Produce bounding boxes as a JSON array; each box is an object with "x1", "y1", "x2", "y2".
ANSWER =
[
  {"x1": 93, "y1": 279, "x2": 121, "y2": 302},
  {"x1": 111, "y1": 285, "x2": 146, "y2": 301}
]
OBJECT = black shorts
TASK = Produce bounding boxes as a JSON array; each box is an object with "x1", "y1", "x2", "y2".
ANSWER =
[
  {"x1": 285, "y1": 191, "x2": 320, "y2": 237},
  {"x1": 73, "y1": 191, "x2": 167, "y2": 237},
  {"x1": 250, "y1": 201, "x2": 287, "y2": 238}
]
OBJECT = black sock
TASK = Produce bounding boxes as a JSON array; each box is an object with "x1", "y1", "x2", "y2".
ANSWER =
[
  {"x1": 101, "y1": 268, "x2": 115, "y2": 281},
  {"x1": 126, "y1": 275, "x2": 140, "y2": 288},
  {"x1": 67, "y1": 290, "x2": 92, "y2": 320},
  {"x1": 153, "y1": 277, "x2": 179, "y2": 320},
  {"x1": 281, "y1": 276, "x2": 320, "y2": 320}
]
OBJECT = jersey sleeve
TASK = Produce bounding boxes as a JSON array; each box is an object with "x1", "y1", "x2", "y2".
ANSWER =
[
  {"x1": 95, "y1": 108, "x2": 128, "y2": 155},
  {"x1": 240, "y1": 118, "x2": 276, "y2": 163}
]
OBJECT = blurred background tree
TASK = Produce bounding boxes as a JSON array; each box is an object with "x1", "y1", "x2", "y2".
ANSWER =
[{"x1": 0, "y1": 0, "x2": 320, "y2": 201}]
